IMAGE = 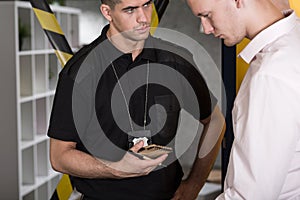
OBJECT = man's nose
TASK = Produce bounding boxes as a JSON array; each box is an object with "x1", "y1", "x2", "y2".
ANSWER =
[
  {"x1": 136, "y1": 8, "x2": 148, "y2": 23},
  {"x1": 201, "y1": 18, "x2": 214, "y2": 34}
]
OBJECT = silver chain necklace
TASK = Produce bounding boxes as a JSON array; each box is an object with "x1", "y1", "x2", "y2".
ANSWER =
[{"x1": 111, "y1": 61, "x2": 149, "y2": 132}]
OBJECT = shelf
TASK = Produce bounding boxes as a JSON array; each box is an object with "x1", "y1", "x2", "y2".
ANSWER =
[
  {"x1": 33, "y1": 14, "x2": 46, "y2": 51},
  {"x1": 21, "y1": 134, "x2": 48, "y2": 150},
  {"x1": 0, "y1": 1, "x2": 80, "y2": 199},
  {"x1": 20, "y1": 90, "x2": 55, "y2": 103},
  {"x1": 22, "y1": 147, "x2": 35, "y2": 185},
  {"x1": 18, "y1": 7, "x2": 32, "y2": 51},
  {"x1": 22, "y1": 191, "x2": 34, "y2": 200},
  {"x1": 34, "y1": 54, "x2": 47, "y2": 94},
  {"x1": 37, "y1": 182, "x2": 48, "y2": 200},
  {"x1": 37, "y1": 141, "x2": 49, "y2": 176},
  {"x1": 21, "y1": 170, "x2": 60, "y2": 197},
  {"x1": 50, "y1": 175, "x2": 61, "y2": 195},
  {"x1": 48, "y1": 95, "x2": 55, "y2": 119},
  {"x1": 19, "y1": 55, "x2": 33, "y2": 97},
  {"x1": 70, "y1": 14, "x2": 80, "y2": 48},
  {"x1": 48, "y1": 53, "x2": 59, "y2": 90},
  {"x1": 21, "y1": 101, "x2": 34, "y2": 141},
  {"x1": 18, "y1": 49, "x2": 55, "y2": 56},
  {"x1": 36, "y1": 98, "x2": 47, "y2": 135}
]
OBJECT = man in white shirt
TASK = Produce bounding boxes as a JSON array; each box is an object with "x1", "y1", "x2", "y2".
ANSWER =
[{"x1": 187, "y1": 0, "x2": 300, "y2": 199}]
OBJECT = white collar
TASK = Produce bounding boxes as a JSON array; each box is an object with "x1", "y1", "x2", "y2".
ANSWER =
[{"x1": 239, "y1": 11, "x2": 298, "y2": 64}]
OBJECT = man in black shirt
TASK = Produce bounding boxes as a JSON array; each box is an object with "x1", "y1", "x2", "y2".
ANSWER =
[{"x1": 48, "y1": 0, "x2": 225, "y2": 199}]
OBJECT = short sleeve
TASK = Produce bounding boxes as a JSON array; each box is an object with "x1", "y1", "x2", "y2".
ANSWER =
[{"x1": 47, "y1": 73, "x2": 81, "y2": 142}]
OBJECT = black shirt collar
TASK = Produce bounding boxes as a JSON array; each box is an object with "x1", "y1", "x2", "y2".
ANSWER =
[{"x1": 99, "y1": 24, "x2": 157, "y2": 63}]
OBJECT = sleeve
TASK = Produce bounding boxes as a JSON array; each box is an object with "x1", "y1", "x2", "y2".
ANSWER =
[
  {"x1": 192, "y1": 69, "x2": 217, "y2": 121},
  {"x1": 217, "y1": 74, "x2": 299, "y2": 199},
  {"x1": 178, "y1": 55, "x2": 217, "y2": 121},
  {"x1": 47, "y1": 73, "x2": 81, "y2": 142}
]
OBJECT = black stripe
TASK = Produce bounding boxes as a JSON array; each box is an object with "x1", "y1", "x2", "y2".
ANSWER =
[
  {"x1": 50, "y1": 190, "x2": 60, "y2": 200},
  {"x1": 154, "y1": 0, "x2": 169, "y2": 20},
  {"x1": 29, "y1": 0, "x2": 54, "y2": 14},
  {"x1": 45, "y1": 29, "x2": 73, "y2": 55},
  {"x1": 221, "y1": 44, "x2": 236, "y2": 190}
]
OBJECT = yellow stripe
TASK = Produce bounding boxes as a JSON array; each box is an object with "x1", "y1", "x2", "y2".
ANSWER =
[
  {"x1": 150, "y1": 3, "x2": 159, "y2": 35},
  {"x1": 33, "y1": 8, "x2": 64, "y2": 35},
  {"x1": 236, "y1": 39, "x2": 250, "y2": 92},
  {"x1": 56, "y1": 174, "x2": 73, "y2": 200},
  {"x1": 289, "y1": 0, "x2": 300, "y2": 16},
  {"x1": 54, "y1": 50, "x2": 73, "y2": 67}
]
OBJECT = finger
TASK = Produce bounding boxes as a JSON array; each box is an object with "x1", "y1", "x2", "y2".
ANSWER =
[
  {"x1": 142, "y1": 154, "x2": 168, "y2": 167},
  {"x1": 154, "y1": 153, "x2": 168, "y2": 163},
  {"x1": 130, "y1": 140, "x2": 144, "y2": 152}
]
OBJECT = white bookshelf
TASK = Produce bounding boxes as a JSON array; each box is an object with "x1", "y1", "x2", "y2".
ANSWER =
[{"x1": 0, "y1": 1, "x2": 80, "y2": 199}]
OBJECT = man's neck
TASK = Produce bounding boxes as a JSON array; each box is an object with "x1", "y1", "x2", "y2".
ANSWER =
[
  {"x1": 107, "y1": 30, "x2": 145, "y2": 61},
  {"x1": 247, "y1": 5, "x2": 284, "y2": 39}
]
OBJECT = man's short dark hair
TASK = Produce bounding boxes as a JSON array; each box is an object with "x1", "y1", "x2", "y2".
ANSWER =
[{"x1": 101, "y1": 0, "x2": 122, "y2": 9}]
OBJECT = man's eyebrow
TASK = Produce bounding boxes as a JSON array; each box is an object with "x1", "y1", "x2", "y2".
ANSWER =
[
  {"x1": 122, "y1": 0, "x2": 152, "y2": 11},
  {"x1": 122, "y1": 5, "x2": 139, "y2": 11},
  {"x1": 143, "y1": 0, "x2": 153, "y2": 6}
]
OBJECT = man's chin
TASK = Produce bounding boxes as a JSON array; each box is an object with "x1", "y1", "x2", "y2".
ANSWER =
[
  {"x1": 130, "y1": 32, "x2": 150, "y2": 42},
  {"x1": 223, "y1": 39, "x2": 237, "y2": 47}
]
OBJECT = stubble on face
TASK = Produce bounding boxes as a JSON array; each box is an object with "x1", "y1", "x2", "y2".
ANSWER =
[
  {"x1": 121, "y1": 23, "x2": 151, "y2": 42},
  {"x1": 106, "y1": 0, "x2": 153, "y2": 56}
]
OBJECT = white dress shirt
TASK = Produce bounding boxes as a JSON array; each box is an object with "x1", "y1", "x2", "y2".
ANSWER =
[{"x1": 217, "y1": 12, "x2": 300, "y2": 200}]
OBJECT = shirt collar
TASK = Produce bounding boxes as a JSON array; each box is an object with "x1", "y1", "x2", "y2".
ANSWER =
[
  {"x1": 100, "y1": 24, "x2": 157, "y2": 62},
  {"x1": 239, "y1": 11, "x2": 298, "y2": 64},
  {"x1": 139, "y1": 35, "x2": 157, "y2": 62}
]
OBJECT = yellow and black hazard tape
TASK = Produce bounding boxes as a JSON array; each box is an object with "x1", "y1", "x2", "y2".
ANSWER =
[
  {"x1": 30, "y1": 0, "x2": 73, "y2": 66},
  {"x1": 154, "y1": 0, "x2": 169, "y2": 20},
  {"x1": 151, "y1": 0, "x2": 169, "y2": 34},
  {"x1": 50, "y1": 174, "x2": 73, "y2": 200},
  {"x1": 29, "y1": 0, "x2": 169, "y2": 199}
]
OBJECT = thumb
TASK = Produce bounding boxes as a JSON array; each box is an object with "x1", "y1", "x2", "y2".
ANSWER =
[{"x1": 130, "y1": 140, "x2": 144, "y2": 152}]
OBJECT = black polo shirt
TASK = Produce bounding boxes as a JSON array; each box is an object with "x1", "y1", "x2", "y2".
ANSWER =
[{"x1": 48, "y1": 25, "x2": 216, "y2": 199}]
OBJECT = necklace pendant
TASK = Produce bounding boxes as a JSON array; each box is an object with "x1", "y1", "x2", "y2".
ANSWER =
[{"x1": 128, "y1": 130, "x2": 152, "y2": 148}]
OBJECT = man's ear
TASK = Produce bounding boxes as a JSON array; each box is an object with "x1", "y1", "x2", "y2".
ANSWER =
[{"x1": 100, "y1": 4, "x2": 112, "y2": 21}]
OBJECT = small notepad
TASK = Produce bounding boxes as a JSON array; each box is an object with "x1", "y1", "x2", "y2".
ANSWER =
[{"x1": 138, "y1": 144, "x2": 173, "y2": 159}]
